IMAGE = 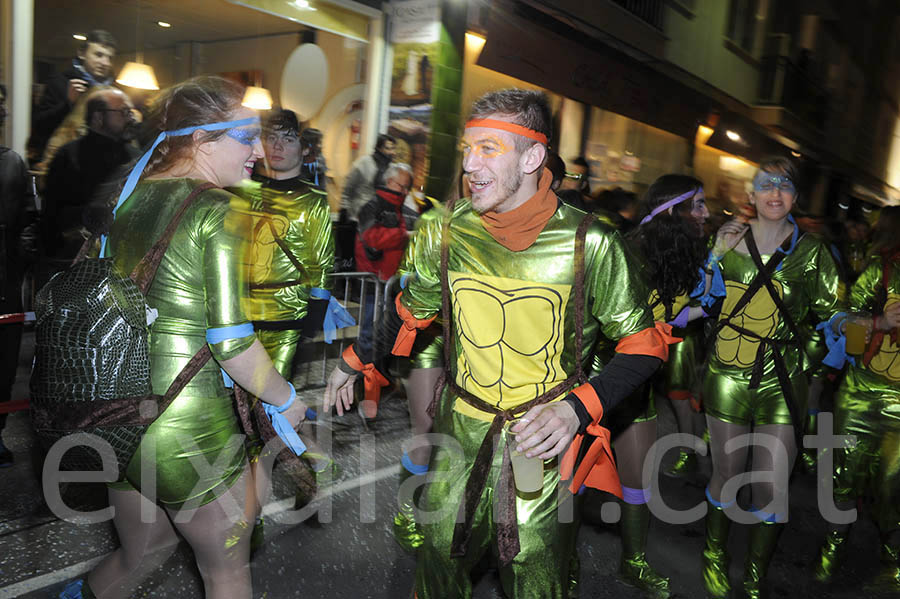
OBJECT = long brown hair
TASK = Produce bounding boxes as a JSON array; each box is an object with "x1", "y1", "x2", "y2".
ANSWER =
[{"x1": 141, "y1": 75, "x2": 244, "y2": 177}]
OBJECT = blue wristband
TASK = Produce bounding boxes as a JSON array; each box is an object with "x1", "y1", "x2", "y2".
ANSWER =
[{"x1": 276, "y1": 382, "x2": 296, "y2": 413}]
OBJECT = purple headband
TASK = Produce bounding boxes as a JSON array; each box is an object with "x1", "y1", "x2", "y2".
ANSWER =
[{"x1": 639, "y1": 189, "x2": 700, "y2": 225}]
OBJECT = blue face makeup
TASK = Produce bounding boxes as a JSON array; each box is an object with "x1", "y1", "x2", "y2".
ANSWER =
[
  {"x1": 753, "y1": 173, "x2": 795, "y2": 194},
  {"x1": 226, "y1": 127, "x2": 261, "y2": 146}
]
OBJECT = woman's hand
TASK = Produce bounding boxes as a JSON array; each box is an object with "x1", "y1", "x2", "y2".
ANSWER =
[
  {"x1": 712, "y1": 219, "x2": 748, "y2": 260},
  {"x1": 281, "y1": 396, "x2": 309, "y2": 429}
]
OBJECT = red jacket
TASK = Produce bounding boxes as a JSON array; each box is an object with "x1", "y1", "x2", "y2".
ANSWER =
[{"x1": 354, "y1": 187, "x2": 408, "y2": 281}]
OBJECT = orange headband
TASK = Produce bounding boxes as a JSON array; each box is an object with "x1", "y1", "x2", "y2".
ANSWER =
[{"x1": 465, "y1": 118, "x2": 548, "y2": 145}]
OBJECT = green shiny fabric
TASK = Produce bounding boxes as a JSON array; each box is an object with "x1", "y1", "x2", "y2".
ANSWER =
[
  {"x1": 662, "y1": 321, "x2": 703, "y2": 394},
  {"x1": 229, "y1": 178, "x2": 333, "y2": 376},
  {"x1": 415, "y1": 409, "x2": 577, "y2": 599},
  {"x1": 401, "y1": 200, "x2": 653, "y2": 598},
  {"x1": 704, "y1": 235, "x2": 843, "y2": 425},
  {"x1": 401, "y1": 199, "x2": 653, "y2": 421},
  {"x1": 108, "y1": 179, "x2": 254, "y2": 507},
  {"x1": 832, "y1": 255, "x2": 900, "y2": 534}
]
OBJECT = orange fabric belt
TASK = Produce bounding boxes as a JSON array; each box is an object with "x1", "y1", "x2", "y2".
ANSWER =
[{"x1": 391, "y1": 292, "x2": 436, "y2": 356}]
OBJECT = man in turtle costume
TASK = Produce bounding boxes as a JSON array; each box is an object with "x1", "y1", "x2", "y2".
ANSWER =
[{"x1": 324, "y1": 88, "x2": 675, "y2": 598}]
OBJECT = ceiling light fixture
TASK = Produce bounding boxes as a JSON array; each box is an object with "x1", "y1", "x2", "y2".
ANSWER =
[
  {"x1": 116, "y1": 3, "x2": 160, "y2": 90},
  {"x1": 158, "y1": 21, "x2": 171, "y2": 28},
  {"x1": 242, "y1": 86, "x2": 273, "y2": 110},
  {"x1": 73, "y1": 34, "x2": 87, "y2": 41},
  {"x1": 726, "y1": 130, "x2": 741, "y2": 142}
]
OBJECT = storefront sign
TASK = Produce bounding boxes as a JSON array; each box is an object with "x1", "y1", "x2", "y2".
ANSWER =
[{"x1": 390, "y1": 0, "x2": 441, "y2": 44}]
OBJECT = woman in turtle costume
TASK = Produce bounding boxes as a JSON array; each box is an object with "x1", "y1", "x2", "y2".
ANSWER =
[
  {"x1": 62, "y1": 76, "x2": 309, "y2": 599},
  {"x1": 613, "y1": 174, "x2": 720, "y2": 597},
  {"x1": 700, "y1": 157, "x2": 845, "y2": 599},
  {"x1": 814, "y1": 206, "x2": 900, "y2": 590}
]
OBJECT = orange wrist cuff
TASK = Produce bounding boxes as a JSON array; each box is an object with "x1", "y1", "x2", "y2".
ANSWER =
[
  {"x1": 571, "y1": 382, "x2": 604, "y2": 424},
  {"x1": 342, "y1": 345, "x2": 389, "y2": 405}
]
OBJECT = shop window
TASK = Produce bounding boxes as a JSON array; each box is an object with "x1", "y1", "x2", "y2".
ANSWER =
[{"x1": 726, "y1": 0, "x2": 761, "y2": 55}]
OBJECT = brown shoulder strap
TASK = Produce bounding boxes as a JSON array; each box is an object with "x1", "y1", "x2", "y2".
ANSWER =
[
  {"x1": 743, "y1": 226, "x2": 802, "y2": 339},
  {"x1": 266, "y1": 217, "x2": 308, "y2": 278},
  {"x1": 130, "y1": 182, "x2": 217, "y2": 294}
]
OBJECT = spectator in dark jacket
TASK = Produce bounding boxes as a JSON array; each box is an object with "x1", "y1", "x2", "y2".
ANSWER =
[
  {"x1": 355, "y1": 162, "x2": 413, "y2": 281},
  {"x1": 30, "y1": 30, "x2": 117, "y2": 164},
  {"x1": 0, "y1": 84, "x2": 38, "y2": 466},
  {"x1": 42, "y1": 88, "x2": 138, "y2": 263}
]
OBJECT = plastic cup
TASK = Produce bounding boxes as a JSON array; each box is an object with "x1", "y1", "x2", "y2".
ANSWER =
[
  {"x1": 845, "y1": 320, "x2": 869, "y2": 355},
  {"x1": 506, "y1": 422, "x2": 544, "y2": 494}
]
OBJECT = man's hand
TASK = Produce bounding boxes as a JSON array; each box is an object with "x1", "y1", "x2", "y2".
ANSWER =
[
  {"x1": 323, "y1": 366, "x2": 357, "y2": 416},
  {"x1": 712, "y1": 219, "x2": 748, "y2": 260},
  {"x1": 509, "y1": 402, "x2": 580, "y2": 460},
  {"x1": 67, "y1": 78, "x2": 88, "y2": 104}
]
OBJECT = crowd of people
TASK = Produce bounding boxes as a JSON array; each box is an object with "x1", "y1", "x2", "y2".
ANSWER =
[{"x1": 0, "y1": 44, "x2": 897, "y2": 599}]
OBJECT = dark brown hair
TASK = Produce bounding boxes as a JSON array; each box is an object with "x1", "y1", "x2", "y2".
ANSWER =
[
  {"x1": 469, "y1": 88, "x2": 552, "y2": 152},
  {"x1": 80, "y1": 30, "x2": 117, "y2": 53},
  {"x1": 141, "y1": 76, "x2": 244, "y2": 177}
]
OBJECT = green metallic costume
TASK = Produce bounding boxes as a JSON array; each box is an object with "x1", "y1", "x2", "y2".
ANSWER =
[
  {"x1": 703, "y1": 234, "x2": 843, "y2": 426},
  {"x1": 702, "y1": 230, "x2": 843, "y2": 599},
  {"x1": 399, "y1": 200, "x2": 654, "y2": 599},
  {"x1": 108, "y1": 179, "x2": 255, "y2": 508},
  {"x1": 818, "y1": 252, "x2": 900, "y2": 585},
  {"x1": 231, "y1": 175, "x2": 333, "y2": 376}
]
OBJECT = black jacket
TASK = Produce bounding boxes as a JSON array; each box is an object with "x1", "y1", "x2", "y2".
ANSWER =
[
  {"x1": 0, "y1": 147, "x2": 37, "y2": 302},
  {"x1": 42, "y1": 131, "x2": 137, "y2": 259},
  {"x1": 30, "y1": 63, "x2": 112, "y2": 161}
]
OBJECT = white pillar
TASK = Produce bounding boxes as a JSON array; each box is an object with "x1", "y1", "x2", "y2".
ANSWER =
[
  {"x1": 362, "y1": 13, "x2": 388, "y2": 152},
  {"x1": 3, "y1": 0, "x2": 33, "y2": 157},
  {"x1": 558, "y1": 98, "x2": 585, "y2": 163}
]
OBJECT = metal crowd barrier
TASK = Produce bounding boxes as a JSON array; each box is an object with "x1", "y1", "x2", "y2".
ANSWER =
[{"x1": 296, "y1": 272, "x2": 400, "y2": 389}]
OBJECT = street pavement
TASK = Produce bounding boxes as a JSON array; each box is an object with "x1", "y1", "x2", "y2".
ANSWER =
[{"x1": 0, "y1": 331, "x2": 897, "y2": 598}]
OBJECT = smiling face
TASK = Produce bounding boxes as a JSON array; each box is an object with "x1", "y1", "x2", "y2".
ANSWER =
[
  {"x1": 263, "y1": 127, "x2": 302, "y2": 179},
  {"x1": 204, "y1": 107, "x2": 263, "y2": 187},
  {"x1": 751, "y1": 170, "x2": 795, "y2": 222},
  {"x1": 460, "y1": 124, "x2": 526, "y2": 214}
]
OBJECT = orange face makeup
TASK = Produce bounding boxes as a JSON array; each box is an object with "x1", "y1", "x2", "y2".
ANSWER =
[{"x1": 459, "y1": 132, "x2": 513, "y2": 160}]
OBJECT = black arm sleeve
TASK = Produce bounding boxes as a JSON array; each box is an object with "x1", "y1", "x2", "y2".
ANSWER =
[
  {"x1": 301, "y1": 298, "x2": 329, "y2": 339},
  {"x1": 343, "y1": 296, "x2": 405, "y2": 370},
  {"x1": 563, "y1": 352, "x2": 662, "y2": 434}
]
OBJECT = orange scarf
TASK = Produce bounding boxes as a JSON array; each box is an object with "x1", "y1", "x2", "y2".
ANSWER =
[{"x1": 480, "y1": 170, "x2": 556, "y2": 251}]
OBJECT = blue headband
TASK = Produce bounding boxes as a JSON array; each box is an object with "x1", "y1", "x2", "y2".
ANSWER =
[
  {"x1": 639, "y1": 189, "x2": 700, "y2": 225},
  {"x1": 101, "y1": 116, "x2": 260, "y2": 256}
]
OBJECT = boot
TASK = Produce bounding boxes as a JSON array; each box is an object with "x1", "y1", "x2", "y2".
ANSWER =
[
  {"x1": 798, "y1": 412, "x2": 818, "y2": 473},
  {"x1": 867, "y1": 543, "x2": 900, "y2": 593},
  {"x1": 393, "y1": 457, "x2": 426, "y2": 553},
  {"x1": 567, "y1": 552, "x2": 580, "y2": 599},
  {"x1": 813, "y1": 529, "x2": 848, "y2": 583},
  {"x1": 703, "y1": 499, "x2": 732, "y2": 599},
  {"x1": 665, "y1": 449, "x2": 697, "y2": 477},
  {"x1": 618, "y1": 502, "x2": 670, "y2": 598},
  {"x1": 742, "y1": 521, "x2": 784, "y2": 599}
]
